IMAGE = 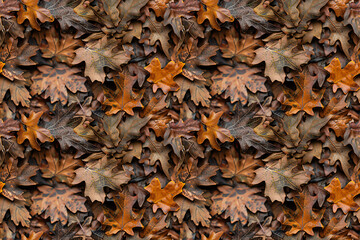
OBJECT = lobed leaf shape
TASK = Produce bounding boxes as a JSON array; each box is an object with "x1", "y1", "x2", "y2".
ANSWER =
[
  {"x1": 211, "y1": 63, "x2": 267, "y2": 105},
  {"x1": 211, "y1": 183, "x2": 267, "y2": 224},
  {"x1": 103, "y1": 192, "x2": 144, "y2": 235},
  {"x1": 72, "y1": 158, "x2": 132, "y2": 203},
  {"x1": 252, "y1": 37, "x2": 310, "y2": 83},
  {"x1": 283, "y1": 71, "x2": 325, "y2": 116},
  {"x1": 17, "y1": 111, "x2": 54, "y2": 151},
  {"x1": 31, "y1": 64, "x2": 87, "y2": 105},
  {"x1": 175, "y1": 196, "x2": 211, "y2": 227},
  {"x1": 324, "y1": 177, "x2": 360, "y2": 214},
  {"x1": 103, "y1": 72, "x2": 143, "y2": 116},
  {"x1": 324, "y1": 57, "x2": 360, "y2": 94},
  {"x1": 144, "y1": 57, "x2": 184, "y2": 94},
  {"x1": 197, "y1": 111, "x2": 234, "y2": 151},
  {"x1": 17, "y1": 0, "x2": 54, "y2": 31},
  {"x1": 197, "y1": 0, "x2": 234, "y2": 31},
  {"x1": 72, "y1": 37, "x2": 131, "y2": 82},
  {"x1": 31, "y1": 183, "x2": 87, "y2": 225},
  {"x1": 0, "y1": 197, "x2": 31, "y2": 227},
  {"x1": 144, "y1": 177, "x2": 185, "y2": 214},
  {"x1": 283, "y1": 190, "x2": 325, "y2": 236},
  {"x1": 252, "y1": 157, "x2": 311, "y2": 202},
  {"x1": 0, "y1": 0, "x2": 19, "y2": 19}
]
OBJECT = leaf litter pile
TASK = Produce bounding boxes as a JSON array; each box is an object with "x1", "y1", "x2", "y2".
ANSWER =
[{"x1": 3, "y1": 0, "x2": 360, "y2": 239}]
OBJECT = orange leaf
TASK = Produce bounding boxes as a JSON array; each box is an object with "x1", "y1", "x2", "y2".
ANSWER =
[
  {"x1": 0, "y1": 181, "x2": 4, "y2": 193},
  {"x1": 283, "y1": 191, "x2": 325, "y2": 235},
  {"x1": 17, "y1": 111, "x2": 54, "y2": 151},
  {"x1": 197, "y1": 111, "x2": 234, "y2": 151},
  {"x1": 144, "y1": 58, "x2": 184, "y2": 94},
  {"x1": 324, "y1": 57, "x2": 360, "y2": 94},
  {"x1": 144, "y1": 177, "x2": 185, "y2": 214},
  {"x1": 17, "y1": 0, "x2": 54, "y2": 31},
  {"x1": 103, "y1": 72, "x2": 143, "y2": 116},
  {"x1": 197, "y1": 0, "x2": 234, "y2": 31},
  {"x1": 0, "y1": 61, "x2": 4, "y2": 73},
  {"x1": 324, "y1": 177, "x2": 360, "y2": 213},
  {"x1": 103, "y1": 192, "x2": 144, "y2": 235}
]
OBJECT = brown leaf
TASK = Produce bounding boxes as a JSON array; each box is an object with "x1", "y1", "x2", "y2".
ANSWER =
[
  {"x1": 211, "y1": 183, "x2": 267, "y2": 224},
  {"x1": 0, "y1": 0, "x2": 19, "y2": 18},
  {"x1": 175, "y1": 196, "x2": 211, "y2": 227},
  {"x1": 0, "y1": 197, "x2": 31, "y2": 227},
  {"x1": 31, "y1": 183, "x2": 87, "y2": 225}
]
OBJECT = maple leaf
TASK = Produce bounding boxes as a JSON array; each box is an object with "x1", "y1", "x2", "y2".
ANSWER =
[
  {"x1": 211, "y1": 183, "x2": 267, "y2": 224},
  {"x1": 0, "y1": 76, "x2": 31, "y2": 107},
  {"x1": 324, "y1": 57, "x2": 360, "y2": 94},
  {"x1": 17, "y1": 0, "x2": 54, "y2": 31},
  {"x1": 324, "y1": 178, "x2": 360, "y2": 214},
  {"x1": 72, "y1": 158, "x2": 132, "y2": 203},
  {"x1": 175, "y1": 196, "x2": 211, "y2": 227},
  {"x1": 220, "y1": 27, "x2": 263, "y2": 65},
  {"x1": 252, "y1": 157, "x2": 311, "y2": 202},
  {"x1": 175, "y1": 77, "x2": 211, "y2": 107},
  {"x1": 211, "y1": 63, "x2": 267, "y2": 105},
  {"x1": 40, "y1": 27, "x2": 83, "y2": 65},
  {"x1": 252, "y1": 37, "x2": 311, "y2": 83},
  {"x1": 31, "y1": 183, "x2": 87, "y2": 225},
  {"x1": 103, "y1": 72, "x2": 143, "y2": 116},
  {"x1": 283, "y1": 191, "x2": 325, "y2": 236},
  {"x1": 144, "y1": 178, "x2": 185, "y2": 214},
  {"x1": 144, "y1": 58, "x2": 184, "y2": 94},
  {"x1": 40, "y1": 147, "x2": 83, "y2": 185},
  {"x1": 103, "y1": 192, "x2": 144, "y2": 235},
  {"x1": 0, "y1": 0, "x2": 19, "y2": 19},
  {"x1": 0, "y1": 197, "x2": 31, "y2": 227},
  {"x1": 197, "y1": 0, "x2": 234, "y2": 31},
  {"x1": 220, "y1": 147, "x2": 262, "y2": 185},
  {"x1": 197, "y1": 111, "x2": 234, "y2": 151},
  {"x1": 31, "y1": 64, "x2": 87, "y2": 105},
  {"x1": 72, "y1": 37, "x2": 132, "y2": 82},
  {"x1": 17, "y1": 111, "x2": 54, "y2": 151},
  {"x1": 283, "y1": 71, "x2": 325, "y2": 116},
  {"x1": 42, "y1": 0, "x2": 98, "y2": 32}
]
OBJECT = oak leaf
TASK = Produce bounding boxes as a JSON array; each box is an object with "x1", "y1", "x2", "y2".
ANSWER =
[
  {"x1": 175, "y1": 77, "x2": 211, "y2": 107},
  {"x1": 116, "y1": 0, "x2": 149, "y2": 32},
  {"x1": 197, "y1": 0, "x2": 234, "y2": 31},
  {"x1": 327, "y1": 0, "x2": 350, "y2": 17},
  {"x1": 147, "y1": 0, "x2": 169, "y2": 17},
  {"x1": 31, "y1": 64, "x2": 87, "y2": 105},
  {"x1": 0, "y1": 118, "x2": 19, "y2": 139},
  {"x1": 324, "y1": 57, "x2": 360, "y2": 94},
  {"x1": 283, "y1": 71, "x2": 325, "y2": 116},
  {"x1": 139, "y1": 213, "x2": 167, "y2": 239},
  {"x1": 252, "y1": 157, "x2": 311, "y2": 202},
  {"x1": 72, "y1": 37, "x2": 131, "y2": 82},
  {"x1": 17, "y1": 0, "x2": 54, "y2": 31},
  {"x1": 0, "y1": 197, "x2": 31, "y2": 227},
  {"x1": 72, "y1": 158, "x2": 132, "y2": 203},
  {"x1": 103, "y1": 192, "x2": 144, "y2": 236},
  {"x1": 344, "y1": 121, "x2": 360, "y2": 157},
  {"x1": 211, "y1": 63, "x2": 267, "y2": 105},
  {"x1": 144, "y1": 58, "x2": 184, "y2": 94},
  {"x1": 252, "y1": 37, "x2": 311, "y2": 83},
  {"x1": 17, "y1": 111, "x2": 54, "y2": 151},
  {"x1": 197, "y1": 111, "x2": 234, "y2": 151},
  {"x1": 324, "y1": 177, "x2": 360, "y2": 214},
  {"x1": 211, "y1": 183, "x2": 267, "y2": 224},
  {"x1": 144, "y1": 178, "x2": 185, "y2": 214},
  {"x1": 31, "y1": 183, "x2": 87, "y2": 225},
  {"x1": 103, "y1": 72, "x2": 143, "y2": 116},
  {"x1": 283, "y1": 191, "x2": 325, "y2": 235},
  {"x1": 345, "y1": 2, "x2": 360, "y2": 37}
]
